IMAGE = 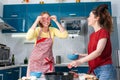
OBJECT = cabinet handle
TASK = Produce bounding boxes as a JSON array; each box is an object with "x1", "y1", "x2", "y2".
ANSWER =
[
  {"x1": 69, "y1": 13, "x2": 76, "y2": 16},
  {"x1": 22, "y1": 19, "x2": 25, "y2": 31},
  {"x1": 6, "y1": 72, "x2": 12, "y2": 74},
  {"x1": 11, "y1": 14, "x2": 18, "y2": 17},
  {"x1": 14, "y1": 70, "x2": 19, "y2": 72}
]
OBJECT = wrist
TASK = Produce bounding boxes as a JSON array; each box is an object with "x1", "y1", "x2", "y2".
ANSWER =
[{"x1": 54, "y1": 20, "x2": 58, "y2": 23}]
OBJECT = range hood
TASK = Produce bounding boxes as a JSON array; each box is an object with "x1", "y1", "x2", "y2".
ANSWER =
[{"x1": 0, "y1": 17, "x2": 15, "y2": 30}]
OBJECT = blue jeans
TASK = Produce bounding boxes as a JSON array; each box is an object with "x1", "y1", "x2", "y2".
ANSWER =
[{"x1": 94, "y1": 64, "x2": 117, "y2": 80}]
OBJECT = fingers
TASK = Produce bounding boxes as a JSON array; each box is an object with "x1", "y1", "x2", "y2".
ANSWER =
[
  {"x1": 36, "y1": 16, "x2": 42, "y2": 22},
  {"x1": 50, "y1": 15, "x2": 57, "y2": 21},
  {"x1": 68, "y1": 61, "x2": 78, "y2": 69}
]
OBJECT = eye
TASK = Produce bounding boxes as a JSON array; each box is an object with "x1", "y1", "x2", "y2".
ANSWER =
[{"x1": 47, "y1": 17, "x2": 50, "y2": 20}]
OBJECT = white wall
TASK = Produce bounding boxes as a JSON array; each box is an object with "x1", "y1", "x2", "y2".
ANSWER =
[{"x1": 0, "y1": 2, "x2": 3, "y2": 17}]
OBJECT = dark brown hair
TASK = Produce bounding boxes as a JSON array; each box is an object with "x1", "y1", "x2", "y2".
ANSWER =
[
  {"x1": 39, "y1": 11, "x2": 51, "y2": 28},
  {"x1": 92, "y1": 4, "x2": 113, "y2": 33}
]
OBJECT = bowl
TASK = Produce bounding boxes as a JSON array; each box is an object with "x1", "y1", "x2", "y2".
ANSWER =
[
  {"x1": 67, "y1": 54, "x2": 79, "y2": 60},
  {"x1": 30, "y1": 71, "x2": 42, "y2": 78}
]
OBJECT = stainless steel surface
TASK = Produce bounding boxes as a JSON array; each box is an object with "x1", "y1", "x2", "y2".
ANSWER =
[
  {"x1": 0, "y1": 44, "x2": 11, "y2": 66},
  {"x1": 60, "y1": 17, "x2": 87, "y2": 35}
]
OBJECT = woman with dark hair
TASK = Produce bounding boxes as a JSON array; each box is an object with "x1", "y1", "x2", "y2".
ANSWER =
[
  {"x1": 26, "y1": 12, "x2": 68, "y2": 77},
  {"x1": 68, "y1": 4, "x2": 117, "y2": 80}
]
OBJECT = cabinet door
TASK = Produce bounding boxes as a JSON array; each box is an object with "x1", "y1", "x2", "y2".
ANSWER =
[
  {"x1": 85, "y1": 2, "x2": 112, "y2": 16},
  {"x1": 3, "y1": 5, "x2": 26, "y2": 18},
  {"x1": 3, "y1": 67, "x2": 19, "y2": 80},
  {"x1": 2, "y1": 18, "x2": 25, "y2": 33},
  {"x1": 4, "y1": 69, "x2": 12, "y2": 80},
  {"x1": 55, "y1": 66, "x2": 70, "y2": 72},
  {"x1": 59, "y1": 3, "x2": 86, "y2": 18},
  {"x1": 12, "y1": 67, "x2": 20, "y2": 80},
  {"x1": 0, "y1": 70, "x2": 4, "y2": 80},
  {"x1": 0, "y1": 74, "x2": 3, "y2": 80},
  {"x1": 55, "y1": 66, "x2": 89, "y2": 73},
  {"x1": 3, "y1": 5, "x2": 26, "y2": 33},
  {"x1": 21, "y1": 66, "x2": 27, "y2": 78},
  {"x1": 25, "y1": 4, "x2": 60, "y2": 31}
]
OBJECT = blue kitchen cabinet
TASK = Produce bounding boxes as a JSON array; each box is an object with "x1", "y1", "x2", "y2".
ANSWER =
[
  {"x1": 0, "y1": 67, "x2": 19, "y2": 80},
  {"x1": 55, "y1": 66, "x2": 89, "y2": 73},
  {"x1": 21, "y1": 66, "x2": 27, "y2": 78},
  {"x1": 0, "y1": 70, "x2": 4, "y2": 80},
  {"x1": 55, "y1": 66, "x2": 70, "y2": 72},
  {"x1": 0, "y1": 74, "x2": 3, "y2": 80},
  {"x1": 2, "y1": 5, "x2": 27, "y2": 33},
  {"x1": 4, "y1": 69, "x2": 13, "y2": 80},
  {"x1": 2, "y1": 2, "x2": 111, "y2": 33},
  {"x1": 59, "y1": 3, "x2": 86, "y2": 17},
  {"x1": 85, "y1": 2, "x2": 112, "y2": 16},
  {"x1": 3, "y1": 5, "x2": 26, "y2": 18},
  {"x1": 25, "y1": 4, "x2": 60, "y2": 31},
  {"x1": 2, "y1": 18, "x2": 26, "y2": 33},
  {"x1": 12, "y1": 67, "x2": 20, "y2": 80}
]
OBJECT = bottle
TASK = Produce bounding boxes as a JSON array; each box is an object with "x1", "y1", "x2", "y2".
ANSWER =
[
  {"x1": 12, "y1": 54, "x2": 15, "y2": 65},
  {"x1": 39, "y1": 0, "x2": 44, "y2": 4},
  {"x1": 24, "y1": 57, "x2": 28, "y2": 64}
]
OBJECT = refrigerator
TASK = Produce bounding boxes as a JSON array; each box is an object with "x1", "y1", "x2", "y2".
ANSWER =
[{"x1": 115, "y1": 50, "x2": 120, "y2": 80}]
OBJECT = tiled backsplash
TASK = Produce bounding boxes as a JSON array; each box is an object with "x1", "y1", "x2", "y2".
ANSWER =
[{"x1": 0, "y1": 31, "x2": 87, "y2": 64}]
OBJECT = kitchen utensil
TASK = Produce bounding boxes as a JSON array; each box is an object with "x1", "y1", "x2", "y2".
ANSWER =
[
  {"x1": 44, "y1": 72, "x2": 74, "y2": 80},
  {"x1": 67, "y1": 54, "x2": 79, "y2": 60},
  {"x1": 30, "y1": 71, "x2": 42, "y2": 78}
]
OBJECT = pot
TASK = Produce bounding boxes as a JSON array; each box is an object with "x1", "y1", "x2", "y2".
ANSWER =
[{"x1": 44, "y1": 72, "x2": 73, "y2": 80}]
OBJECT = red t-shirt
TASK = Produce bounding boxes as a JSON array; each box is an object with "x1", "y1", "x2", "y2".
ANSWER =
[{"x1": 88, "y1": 28, "x2": 112, "y2": 73}]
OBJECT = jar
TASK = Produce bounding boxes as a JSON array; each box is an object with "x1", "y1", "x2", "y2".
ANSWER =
[
  {"x1": 25, "y1": 0, "x2": 29, "y2": 3},
  {"x1": 56, "y1": 56, "x2": 61, "y2": 64},
  {"x1": 76, "y1": 0, "x2": 80, "y2": 3}
]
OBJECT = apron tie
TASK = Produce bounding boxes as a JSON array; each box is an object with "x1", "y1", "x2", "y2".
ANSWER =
[
  {"x1": 45, "y1": 57, "x2": 53, "y2": 71},
  {"x1": 36, "y1": 38, "x2": 47, "y2": 44}
]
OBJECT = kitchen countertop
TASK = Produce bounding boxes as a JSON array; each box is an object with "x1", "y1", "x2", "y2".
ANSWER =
[{"x1": 0, "y1": 63, "x2": 88, "y2": 70}]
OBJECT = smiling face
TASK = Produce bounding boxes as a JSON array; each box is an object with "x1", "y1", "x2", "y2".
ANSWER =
[
  {"x1": 87, "y1": 12, "x2": 99, "y2": 27},
  {"x1": 40, "y1": 13, "x2": 51, "y2": 28}
]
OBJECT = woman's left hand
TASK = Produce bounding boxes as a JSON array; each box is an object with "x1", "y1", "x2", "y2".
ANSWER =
[{"x1": 50, "y1": 15, "x2": 57, "y2": 22}]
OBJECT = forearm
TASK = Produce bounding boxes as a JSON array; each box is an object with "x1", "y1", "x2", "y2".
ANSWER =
[
  {"x1": 79, "y1": 51, "x2": 100, "y2": 63},
  {"x1": 30, "y1": 20, "x2": 38, "y2": 30}
]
